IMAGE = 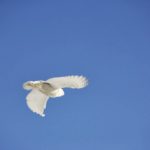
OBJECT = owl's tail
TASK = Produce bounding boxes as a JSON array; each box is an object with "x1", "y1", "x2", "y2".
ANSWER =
[{"x1": 49, "y1": 88, "x2": 64, "y2": 98}]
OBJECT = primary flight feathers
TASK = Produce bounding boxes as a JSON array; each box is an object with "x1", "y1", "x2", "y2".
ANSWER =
[{"x1": 23, "y1": 75, "x2": 88, "y2": 117}]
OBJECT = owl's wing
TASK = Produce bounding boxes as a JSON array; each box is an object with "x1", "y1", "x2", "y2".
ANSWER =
[
  {"x1": 47, "y1": 75, "x2": 88, "y2": 89},
  {"x1": 26, "y1": 89, "x2": 49, "y2": 117}
]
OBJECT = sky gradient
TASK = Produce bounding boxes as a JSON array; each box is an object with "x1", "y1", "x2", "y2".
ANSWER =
[{"x1": 0, "y1": 1, "x2": 150, "y2": 150}]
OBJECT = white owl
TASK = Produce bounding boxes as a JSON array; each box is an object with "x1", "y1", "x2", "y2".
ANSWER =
[{"x1": 23, "y1": 75, "x2": 88, "y2": 117}]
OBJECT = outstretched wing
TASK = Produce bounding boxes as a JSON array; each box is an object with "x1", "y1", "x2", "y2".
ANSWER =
[
  {"x1": 47, "y1": 75, "x2": 88, "y2": 89},
  {"x1": 26, "y1": 89, "x2": 49, "y2": 117}
]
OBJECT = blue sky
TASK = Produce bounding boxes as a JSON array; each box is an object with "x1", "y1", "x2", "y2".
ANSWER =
[{"x1": 0, "y1": 0, "x2": 150, "y2": 150}]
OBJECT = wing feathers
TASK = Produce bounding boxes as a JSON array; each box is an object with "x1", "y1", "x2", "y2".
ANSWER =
[
  {"x1": 47, "y1": 75, "x2": 88, "y2": 89},
  {"x1": 26, "y1": 89, "x2": 49, "y2": 117}
]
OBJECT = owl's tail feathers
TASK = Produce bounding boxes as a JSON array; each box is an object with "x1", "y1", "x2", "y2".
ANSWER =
[{"x1": 49, "y1": 89, "x2": 64, "y2": 98}]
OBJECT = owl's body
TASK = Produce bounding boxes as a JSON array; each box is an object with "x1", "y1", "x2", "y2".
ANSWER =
[
  {"x1": 23, "y1": 75, "x2": 88, "y2": 117},
  {"x1": 32, "y1": 81, "x2": 64, "y2": 97}
]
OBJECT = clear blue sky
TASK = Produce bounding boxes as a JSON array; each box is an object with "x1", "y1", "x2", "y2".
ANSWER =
[{"x1": 0, "y1": 1, "x2": 150, "y2": 150}]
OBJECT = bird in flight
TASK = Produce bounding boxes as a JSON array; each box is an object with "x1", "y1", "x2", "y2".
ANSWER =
[{"x1": 23, "y1": 75, "x2": 88, "y2": 117}]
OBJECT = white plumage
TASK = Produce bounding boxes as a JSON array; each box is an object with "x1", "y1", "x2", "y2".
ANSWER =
[{"x1": 23, "y1": 75, "x2": 88, "y2": 117}]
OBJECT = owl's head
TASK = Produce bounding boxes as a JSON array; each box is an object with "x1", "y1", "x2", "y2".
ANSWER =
[
  {"x1": 23, "y1": 81, "x2": 35, "y2": 90},
  {"x1": 23, "y1": 81, "x2": 45, "y2": 90}
]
